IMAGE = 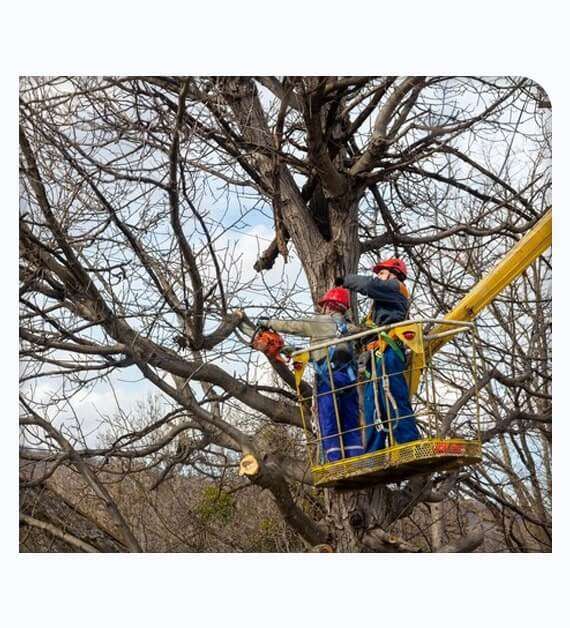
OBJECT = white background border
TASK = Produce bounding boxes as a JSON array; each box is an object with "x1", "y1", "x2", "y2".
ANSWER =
[{"x1": 4, "y1": 1, "x2": 564, "y2": 626}]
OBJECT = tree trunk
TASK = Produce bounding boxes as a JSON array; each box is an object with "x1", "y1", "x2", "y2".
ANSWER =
[
  {"x1": 288, "y1": 195, "x2": 361, "y2": 310},
  {"x1": 287, "y1": 197, "x2": 404, "y2": 552},
  {"x1": 324, "y1": 487, "x2": 392, "y2": 551}
]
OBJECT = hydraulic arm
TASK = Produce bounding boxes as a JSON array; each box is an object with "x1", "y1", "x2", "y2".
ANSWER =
[
  {"x1": 408, "y1": 208, "x2": 552, "y2": 395},
  {"x1": 427, "y1": 208, "x2": 552, "y2": 354}
]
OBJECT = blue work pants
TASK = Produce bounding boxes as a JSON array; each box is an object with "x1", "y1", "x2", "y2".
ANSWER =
[
  {"x1": 315, "y1": 362, "x2": 364, "y2": 463},
  {"x1": 363, "y1": 346, "x2": 420, "y2": 452}
]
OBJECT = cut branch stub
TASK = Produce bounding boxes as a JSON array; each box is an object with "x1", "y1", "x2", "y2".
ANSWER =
[{"x1": 239, "y1": 453, "x2": 260, "y2": 477}]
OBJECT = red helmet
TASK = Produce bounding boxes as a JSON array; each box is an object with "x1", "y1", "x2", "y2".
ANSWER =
[
  {"x1": 318, "y1": 287, "x2": 350, "y2": 312},
  {"x1": 372, "y1": 257, "x2": 408, "y2": 280}
]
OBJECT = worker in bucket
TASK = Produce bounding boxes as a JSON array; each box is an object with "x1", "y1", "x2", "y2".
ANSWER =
[
  {"x1": 256, "y1": 287, "x2": 364, "y2": 463},
  {"x1": 336, "y1": 258, "x2": 421, "y2": 451}
]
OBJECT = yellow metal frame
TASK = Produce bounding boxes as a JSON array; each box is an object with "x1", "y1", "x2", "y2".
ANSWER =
[{"x1": 311, "y1": 438, "x2": 482, "y2": 488}]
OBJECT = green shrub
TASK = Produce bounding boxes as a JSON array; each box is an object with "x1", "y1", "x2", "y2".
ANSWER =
[{"x1": 196, "y1": 486, "x2": 235, "y2": 525}]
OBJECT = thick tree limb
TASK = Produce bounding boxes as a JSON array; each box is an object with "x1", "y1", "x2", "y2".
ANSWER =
[
  {"x1": 19, "y1": 512, "x2": 100, "y2": 553},
  {"x1": 168, "y1": 78, "x2": 206, "y2": 348},
  {"x1": 244, "y1": 454, "x2": 328, "y2": 547},
  {"x1": 350, "y1": 77, "x2": 424, "y2": 176},
  {"x1": 253, "y1": 236, "x2": 281, "y2": 272}
]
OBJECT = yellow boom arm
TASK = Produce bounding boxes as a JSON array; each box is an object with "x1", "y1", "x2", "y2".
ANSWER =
[{"x1": 407, "y1": 208, "x2": 552, "y2": 395}]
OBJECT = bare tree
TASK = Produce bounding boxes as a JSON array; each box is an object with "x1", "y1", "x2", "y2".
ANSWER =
[{"x1": 19, "y1": 76, "x2": 551, "y2": 552}]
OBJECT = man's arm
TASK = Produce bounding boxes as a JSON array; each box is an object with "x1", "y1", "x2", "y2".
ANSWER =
[
  {"x1": 238, "y1": 317, "x2": 315, "y2": 338},
  {"x1": 265, "y1": 318, "x2": 329, "y2": 338},
  {"x1": 343, "y1": 274, "x2": 403, "y2": 305}
]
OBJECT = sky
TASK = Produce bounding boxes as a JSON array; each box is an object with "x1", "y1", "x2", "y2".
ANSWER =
[{"x1": 18, "y1": 76, "x2": 551, "y2": 450}]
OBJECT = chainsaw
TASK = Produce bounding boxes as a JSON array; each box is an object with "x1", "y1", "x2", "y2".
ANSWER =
[{"x1": 251, "y1": 325, "x2": 289, "y2": 364}]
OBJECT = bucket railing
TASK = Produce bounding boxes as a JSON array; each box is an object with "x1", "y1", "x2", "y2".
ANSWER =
[{"x1": 290, "y1": 318, "x2": 482, "y2": 474}]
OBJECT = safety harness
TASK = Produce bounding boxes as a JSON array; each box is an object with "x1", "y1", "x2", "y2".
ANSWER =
[{"x1": 370, "y1": 331, "x2": 405, "y2": 362}]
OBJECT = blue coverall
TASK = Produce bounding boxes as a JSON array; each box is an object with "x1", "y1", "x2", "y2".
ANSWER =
[
  {"x1": 313, "y1": 351, "x2": 363, "y2": 462},
  {"x1": 261, "y1": 313, "x2": 364, "y2": 463},
  {"x1": 344, "y1": 274, "x2": 421, "y2": 450},
  {"x1": 363, "y1": 346, "x2": 420, "y2": 451}
]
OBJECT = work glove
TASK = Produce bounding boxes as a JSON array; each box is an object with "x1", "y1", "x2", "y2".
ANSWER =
[{"x1": 334, "y1": 276, "x2": 344, "y2": 286}]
